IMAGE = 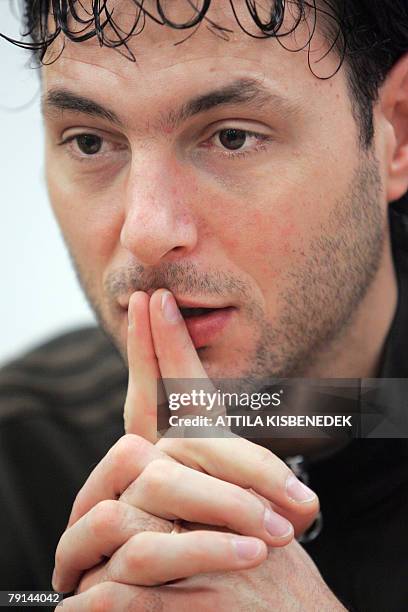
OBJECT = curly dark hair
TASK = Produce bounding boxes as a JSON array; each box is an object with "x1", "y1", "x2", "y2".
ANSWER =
[{"x1": 2, "y1": 1, "x2": 408, "y2": 148}]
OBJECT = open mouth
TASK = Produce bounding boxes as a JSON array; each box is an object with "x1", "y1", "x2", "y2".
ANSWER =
[
  {"x1": 178, "y1": 306, "x2": 236, "y2": 348},
  {"x1": 120, "y1": 297, "x2": 235, "y2": 349},
  {"x1": 179, "y1": 307, "x2": 218, "y2": 318}
]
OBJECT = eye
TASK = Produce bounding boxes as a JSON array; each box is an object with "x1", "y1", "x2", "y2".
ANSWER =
[
  {"x1": 58, "y1": 131, "x2": 129, "y2": 163},
  {"x1": 74, "y1": 134, "x2": 103, "y2": 155},
  {"x1": 218, "y1": 129, "x2": 248, "y2": 151},
  {"x1": 201, "y1": 126, "x2": 272, "y2": 158}
]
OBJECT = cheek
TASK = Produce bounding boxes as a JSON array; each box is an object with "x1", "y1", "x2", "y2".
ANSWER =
[
  {"x1": 211, "y1": 140, "x2": 353, "y2": 288},
  {"x1": 46, "y1": 163, "x2": 123, "y2": 269},
  {"x1": 215, "y1": 193, "x2": 308, "y2": 282}
]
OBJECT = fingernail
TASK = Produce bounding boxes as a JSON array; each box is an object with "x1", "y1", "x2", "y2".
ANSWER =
[
  {"x1": 286, "y1": 474, "x2": 317, "y2": 503},
  {"x1": 264, "y1": 508, "x2": 293, "y2": 538},
  {"x1": 233, "y1": 537, "x2": 263, "y2": 560},
  {"x1": 161, "y1": 291, "x2": 182, "y2": 323}
]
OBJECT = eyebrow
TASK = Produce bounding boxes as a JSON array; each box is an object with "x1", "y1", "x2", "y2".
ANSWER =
[
  {"x1": 42, "y1": 89, "x2": 124, "y2": 126},
  {"x1": 42, "y1": 78, "x2": 300, "y2": 131}
]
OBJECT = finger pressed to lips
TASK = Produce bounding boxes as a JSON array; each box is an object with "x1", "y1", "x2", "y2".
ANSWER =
[
  {"x1": 148, "y1": 289, "x2": 217, "y2": 395},
  {"x1": 125, "y1": 289, "x2": 219, "y2": 442},
  {"x1": 126, "y1": 288, "x2": 226, "y2": 441},
  {"x1": 124, "y1": 291, "x2": 160, "y2": 442}
]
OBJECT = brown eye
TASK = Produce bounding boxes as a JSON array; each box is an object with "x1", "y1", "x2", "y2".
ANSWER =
[
  {"x1": 76, "y1": 134, "x2": 103, "y2": 155},
  {"x1": 218, "y1": 129, "x2": 247, "y2": 151}
]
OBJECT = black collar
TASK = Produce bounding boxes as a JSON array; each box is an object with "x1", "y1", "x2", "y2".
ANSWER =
[{"x1": 304, "y1": 194, "x2": 408, "y2": 523}]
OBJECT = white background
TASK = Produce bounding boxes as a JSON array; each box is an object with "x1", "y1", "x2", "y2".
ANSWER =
[{"x1": 0, "y1": 1, "x2": 95, "y2": 366}]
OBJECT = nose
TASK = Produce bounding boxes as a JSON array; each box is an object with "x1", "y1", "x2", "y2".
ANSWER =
[{"x1": 120, "y1": 159, "x2": 199, "y2": 266}]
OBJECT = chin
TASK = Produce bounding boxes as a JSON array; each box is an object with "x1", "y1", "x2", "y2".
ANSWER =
[{"x1": 197, "y1": 350, "x2": 254, "y2": 386}]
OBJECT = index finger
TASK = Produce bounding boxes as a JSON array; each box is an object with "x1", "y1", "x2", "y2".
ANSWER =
[
  {"x1": 124, "y1": 291, "x2": 165, "y2": 442},
  {"x1": 149, "y1": 289, "x2": 227, "y2": 428}
]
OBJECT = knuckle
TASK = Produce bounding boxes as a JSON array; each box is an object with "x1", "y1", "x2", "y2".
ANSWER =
[
  {"x1": 253, "y1": 445, "x2": 292, "y2": 486},
  {"x1": 156, "y1": 438, "x2": 203, "y2": 469},
  {"x1": 172, "y1": 437, "x2": 203, "y2": 457},
  {"x1": 140, "y1": 459, "x2": 175, "y2": 494},
  {"x1": 110, "y1": 434, "x2": 151, "y2": 469},
  {"x1": 203, "y1": 484, "x2": 256, "y2": 527},
  {"x1": 89, "y1": 500, "x2": 121, "y2": 538},
  {"x1": 123, "y1": 534, "x2": 151, "y2": 573},
  {"x1": 228, "y1": 488, "x2": 264, "y2": 521},
  {"x1": 255, "y1": 445, "x2": 275, "y2": 462},
  {"x1": 175, "y1": 534, "x2": 216, "y2": 568},
  {"x1": 88, "y1": 582, "x2": 117, "y2": 612},
  {"x1": 156, "y1": 436, "x2": 183, "y2": 454}
]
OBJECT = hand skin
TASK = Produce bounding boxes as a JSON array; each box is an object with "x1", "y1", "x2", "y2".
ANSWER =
[
  {"x1": 52, "y1": 289, "x2": 344, "y2": 610},
  {"x1": 58, "y1": 540, "x2": 346, "y2": 612}
]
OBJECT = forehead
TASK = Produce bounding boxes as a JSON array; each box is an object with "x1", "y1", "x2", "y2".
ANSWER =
[{"x1": 42, "y1": 0, "x2": 342, "y2": 109}]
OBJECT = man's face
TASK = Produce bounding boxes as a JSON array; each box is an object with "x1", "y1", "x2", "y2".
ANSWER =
[{"x1": 42, "y1": 2, "x2": 387, "y2": 382}]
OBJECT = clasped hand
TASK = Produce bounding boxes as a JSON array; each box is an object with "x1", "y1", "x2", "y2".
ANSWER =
[{"x1": 53, "y1": 290, "x2": 344, "y2": 611}]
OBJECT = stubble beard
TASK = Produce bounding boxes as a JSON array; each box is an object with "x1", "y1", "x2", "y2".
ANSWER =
[
  {"x1": 67, "y1": 150, "x2": 385, "y2": 388},
  {"x1": 246, "y1": 150, "x2": 385, "y2": 381}
]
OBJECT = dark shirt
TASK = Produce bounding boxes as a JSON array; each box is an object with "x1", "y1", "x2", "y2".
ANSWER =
[{"x1": 1, "y1": 199, "x2": 408, "y2": 611}]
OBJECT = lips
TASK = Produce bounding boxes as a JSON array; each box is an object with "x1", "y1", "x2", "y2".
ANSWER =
[
  {"x1": 180, "y1": 306, "x2": 236, "y2": 349},
  {"x1": 120, "y1": 294, "x2": 236, "y2": 349}
]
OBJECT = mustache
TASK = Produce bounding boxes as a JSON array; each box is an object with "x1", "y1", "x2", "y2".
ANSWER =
[{"x1": 104, "y1": 260, "x2": 250, "y2": 302}]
